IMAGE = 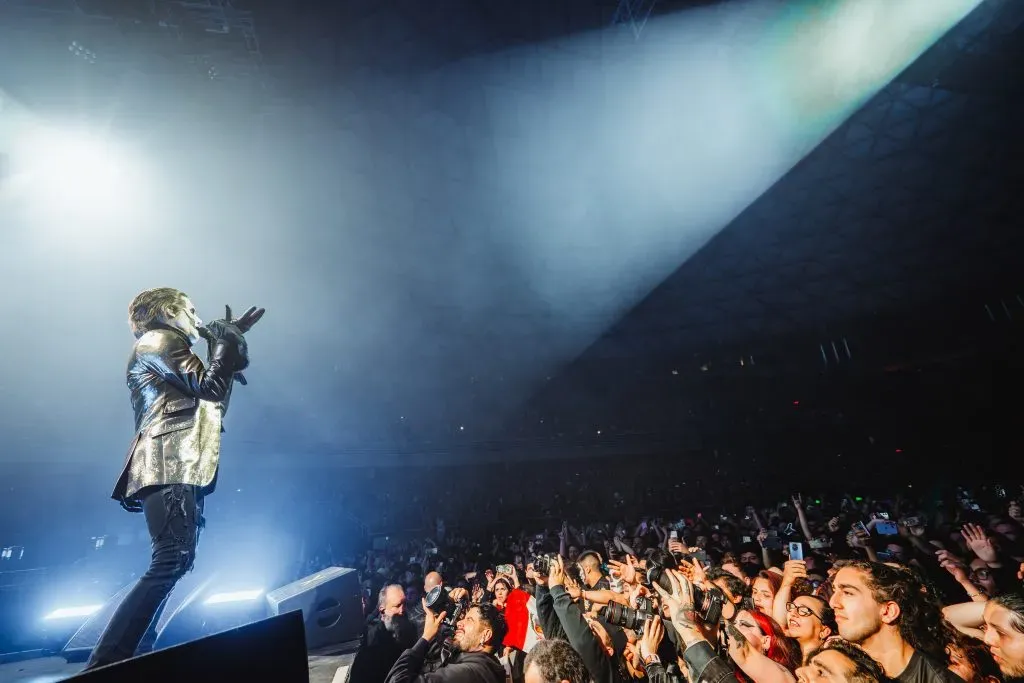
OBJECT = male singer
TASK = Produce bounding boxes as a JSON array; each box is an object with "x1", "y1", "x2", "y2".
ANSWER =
[{"x1": 85, "y1": 287, "x2": 264, "y2": 669}]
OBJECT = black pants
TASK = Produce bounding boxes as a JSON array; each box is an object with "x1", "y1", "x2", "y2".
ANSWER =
[{"x1": 86, "y1": 484, "x2": 204, "y2": 669}]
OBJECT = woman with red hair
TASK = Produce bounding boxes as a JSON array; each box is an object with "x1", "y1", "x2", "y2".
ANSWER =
[
  {"x1": 727, "y1": 608, "x2": 801, "y2": 683},
  {"x1": 752, "y1": 570, "x2": 783, "y2": 616}
]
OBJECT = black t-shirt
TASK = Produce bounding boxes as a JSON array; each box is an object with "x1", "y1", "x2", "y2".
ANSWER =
[{"x1": 896, "y1": 651, "x2": 965, "y2": 683}]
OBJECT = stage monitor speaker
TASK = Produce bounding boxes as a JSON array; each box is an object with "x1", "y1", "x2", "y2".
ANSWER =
[
  {"x1": 266, "y1": 566, "x2": 362, "y2": 650},
  {"x1": 62, "y1": 571, "x2": 216, "y2": 661},
  {"x1": 64, "y1": 610, "x2": 309, "y2": 682}
]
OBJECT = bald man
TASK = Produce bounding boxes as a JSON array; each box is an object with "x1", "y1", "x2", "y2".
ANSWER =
[
  {"x1": 425, "y1": 572, "x2": 443, "y2": 594},
  {"x1": 409, "y1": 572, "x2": 445, "y2": 636}
]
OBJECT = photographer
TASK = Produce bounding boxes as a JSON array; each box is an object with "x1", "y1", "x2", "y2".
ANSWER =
[
  {"x1": 548, "y1": 555, "x2": 634, "y2": 683},
  {"x1": 654, "y1": 568, "x2": 741, "y2": 683},
  {"x1": 528, "y1": 561, "x2": 569, "y2": 643},
  {"x1": 384, "y1": 598, "x2": 507, "y2": 683}
]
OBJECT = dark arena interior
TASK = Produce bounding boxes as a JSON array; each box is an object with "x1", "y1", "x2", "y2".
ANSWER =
[{"x1": 0, "y1": 0, "x2": 1022, "y2": 681}]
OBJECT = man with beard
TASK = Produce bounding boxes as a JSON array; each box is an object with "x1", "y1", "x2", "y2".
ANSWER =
[
  {"x1": 982, "y1": 592, "x2": 1024, "y2": 679},
  {"x1": 385, "y1": 601, "x2": 506, "y2": 683},
  {"x1": 350, "y1": 584, "x2": 419, "y2": 683}
]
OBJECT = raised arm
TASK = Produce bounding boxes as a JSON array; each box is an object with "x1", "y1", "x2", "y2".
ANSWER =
[{"x1": 726, "y1": 622, "x2": 796, "y2": 683}]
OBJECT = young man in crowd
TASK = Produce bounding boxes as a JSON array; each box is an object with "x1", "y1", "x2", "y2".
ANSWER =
[{"x1": 829, "y1": 561, "x2": 963, "y2": 683}]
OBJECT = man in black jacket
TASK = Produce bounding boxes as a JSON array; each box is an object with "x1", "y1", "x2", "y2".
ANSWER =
[
  {"x1": 546, "y1": 555, "x2": 632, "y2": 683},
  {"x1": 350, "y1": 584, "x2": 419, "y2": 683},
  {"x1": 385, "y1": 600, "x2": 506, "y2": 683}
]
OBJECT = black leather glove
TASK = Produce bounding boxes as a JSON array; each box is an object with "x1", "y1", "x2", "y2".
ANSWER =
[
  {"x1": 202, "y1": 329, "x2": 248, "y2": 383},
  {"x1": 199, "y1": 305, "x2": 266, "y2": 380}
]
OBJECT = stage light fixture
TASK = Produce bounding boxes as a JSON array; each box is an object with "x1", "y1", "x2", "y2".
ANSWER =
[{"x1": 68, "y1": 40, "x2": 97, "y2": 63}]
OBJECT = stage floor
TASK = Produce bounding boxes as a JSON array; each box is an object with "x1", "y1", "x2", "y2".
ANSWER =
[{"x1": 0, "y1": 652, "x2": 355, "y2": 683}]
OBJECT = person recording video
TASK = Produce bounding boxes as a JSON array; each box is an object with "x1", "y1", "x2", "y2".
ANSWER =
[
  {"x1": 384, "y1": 595, "x2": 507, "y2": 683},
  {"x1": 653, "y1": 566, "x2": 741, "y2": 683}
]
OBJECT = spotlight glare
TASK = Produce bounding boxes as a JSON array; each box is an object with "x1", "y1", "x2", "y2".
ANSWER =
[
  {"x1": 204, "y1": 589, "x2": 264, "y2": 605},
  {"x1": 12, "y1": 126, "x2": 149, "y2": 221},
  {"x1": 44, "y1": 604, "x2": 103, "y2": 620}
]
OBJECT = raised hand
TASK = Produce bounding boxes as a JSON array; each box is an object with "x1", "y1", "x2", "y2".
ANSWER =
[
  {"x1": 628, "y1": 583, "x2": 649, "y2": 609},
  {"x1": 961, "y1": 523, "x2": 999, "y2": 564},
  {"x1": 673, "y1": 559, "x2": 696, "y2": 584},
  {"x1": 935, "y1": 549, "x2": 969, "y2": 583},
  {"x1": 421, "y1": 598, "x2": 447, "y2": 642},
  {"x1": 548, "y1": 554, "x2": 566, "y2": 587},
  {"x1": 640, "y1": 615, "x2": 664, "y2": 660},
  {"x1": 199, "y1": 304, "x2": 265, "y2": 384},
  {"x1": 608, "y1": 558, "x2": 637, "y2": 585},
  {"x1": 565, "y1": 575, "x2": 582, "y2": 601},
  {"x1": 781, "y1": 559, "x2": 808, "y2": 587},
  {"x1": 651, "y1": 568, "x2": 697, "y2": 631},
  {"x1": 229, "y1": 305, "x2": 266, "y2": 333},
  {"x1": 690, "y1": 557, "x2": 709, "y2": 587},
  {"x1": 199, "y1": 304, "x2": 266, "y2": 341}
]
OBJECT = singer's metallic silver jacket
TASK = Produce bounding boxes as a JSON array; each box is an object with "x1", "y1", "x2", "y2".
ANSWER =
[{"x1": 112, "y1": 325, "x2": 232, "y2": 512}]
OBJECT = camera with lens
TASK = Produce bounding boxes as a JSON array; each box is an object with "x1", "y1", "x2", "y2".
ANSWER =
[
  {"x1": 602, "y1": 601, "x2": 655, "y2": 632},
  {"x1": 532, "y1": 553, "x2": 558, "y2": 577},
  {"x1": 532, "y1": 553, "x2": 585, "y2": 585},
  {"x1": 425, "y1": 585, "x2": 468, "y2": 635},
  {"x1": 646, "y1": 566, "x2": 725, "y2": 626}
]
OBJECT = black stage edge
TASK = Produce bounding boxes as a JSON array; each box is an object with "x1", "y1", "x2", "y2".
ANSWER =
[{"x1": 308, "y1": 638, "x2": 361, "y2": 657}]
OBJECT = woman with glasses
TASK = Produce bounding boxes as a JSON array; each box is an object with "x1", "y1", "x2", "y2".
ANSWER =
[
  {"x1": 783, "y1": 596, "x2": 837, "y2": 664},
  {"x1": 773, "y1": 560, "x2": 837, "y2": 663}
]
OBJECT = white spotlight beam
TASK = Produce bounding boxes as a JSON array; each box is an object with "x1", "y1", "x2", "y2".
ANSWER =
[
  {"x1": 44, "y1": 604, "x2": 103, "y2": 620},
  {"x1": 204, "y1": 589, "x2": 264, "y2": 605},
  {"x1": 473, "y1": 0, "x2": 984, "y2": 393}
]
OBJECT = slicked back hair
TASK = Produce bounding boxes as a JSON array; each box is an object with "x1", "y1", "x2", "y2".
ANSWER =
[{"x1": 129, "y1": 287, "x2": 187, "y2": 338}]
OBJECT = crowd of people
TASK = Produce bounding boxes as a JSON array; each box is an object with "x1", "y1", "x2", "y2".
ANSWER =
[{"x1": 343, "y1": 485, "x2": 1024, "y2": 683}]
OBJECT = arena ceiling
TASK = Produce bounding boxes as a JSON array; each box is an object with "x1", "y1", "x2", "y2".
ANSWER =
[{"x1": 584, "y1": 0, "x2": 1024, "y2": 361}]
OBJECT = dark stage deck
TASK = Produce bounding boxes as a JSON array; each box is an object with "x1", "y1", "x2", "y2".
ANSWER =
[{"x1": 0, "y1": 652, "x2": 355, "y2": 683}]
